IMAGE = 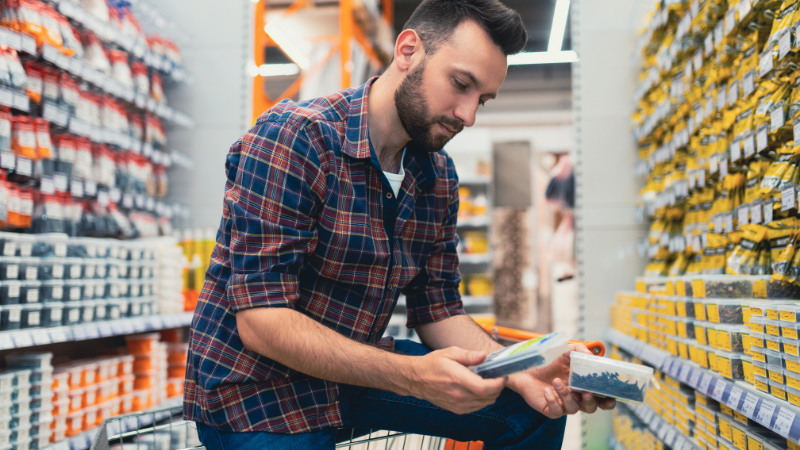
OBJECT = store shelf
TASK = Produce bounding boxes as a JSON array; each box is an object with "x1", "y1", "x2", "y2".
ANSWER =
[
  {"x1": 619, "y1": 401, "x2": 703, "y2": 450},
  {"x1": 607, "y1": 330, "x2": 800, "y2": 443},
  {"x1": 458, "y1": 176, "x2": 491, "y2": 186},
  {"x1": 457, "y1": 216, "x2": 490, "y2": 228},
  {"x1": 46, "y1": 396, "x2": 184, "y2": 450},
  {"x1": 0, "y1": 312, "x2": 192, "y2": 350},
  {"x1": 459, "y1": 253, "x2": 492, "y2": 264},
  {"x1": 461, "y1": 296, "x2": 492, "y2": 307}
]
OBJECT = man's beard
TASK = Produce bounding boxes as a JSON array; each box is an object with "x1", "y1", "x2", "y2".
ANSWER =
[{"x1": 394, "y1": 61, "x2": 464, "y2": 153}]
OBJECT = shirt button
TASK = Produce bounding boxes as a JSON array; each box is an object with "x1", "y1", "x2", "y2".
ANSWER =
[{"x1": 386, "y1": 192, "x2": 393, "y2": 199}]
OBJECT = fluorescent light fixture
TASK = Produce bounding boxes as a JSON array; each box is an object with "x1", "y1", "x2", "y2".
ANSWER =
[
  {"x1": 264, "y1": 23, "x2": 310, "y2": 70},
  {"x1": 258, "y1": 63, "x2": 300, "y2": 77},
  {"x1": 507, "y1": 50, "x2": 578, "y2": 65},
  {"x1": 548, "y1": 0, "x2": 570, "y2": 52}
]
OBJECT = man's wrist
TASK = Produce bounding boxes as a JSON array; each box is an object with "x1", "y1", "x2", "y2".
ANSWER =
[{"x1": 390, "y1": 354, "x2": 421, "y2": 397}]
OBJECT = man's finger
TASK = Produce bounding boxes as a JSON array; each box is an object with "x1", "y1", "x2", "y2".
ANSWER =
[
  {"x1": 579, "y1": 392, "x2": 598, "y2": 414},
  {"x1": 544, "y1": 388, "x2": 563, "y2": 418},
  {"x1": 554, "y1": 378, "x2": 580, "y2": 414},
  {"x1": 599, "y1": 398, "x2": 617, "y2": 410},
  {"x1": 570, "y1": 342, "x2": 591, "y2": 355}
]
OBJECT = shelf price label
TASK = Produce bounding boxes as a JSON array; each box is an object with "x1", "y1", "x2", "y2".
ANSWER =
[
  {"x1": 773, "y1": 407, "x2": 796, "y2": 437},
  {"x1": 699, "y1": 373, "x2": 713, "y2": 393},
  {"x1": 761, "y1": 48, "x2": 775, "y2": 76},
  {"x1": 780, "y1": 29, "x2": 793, "y2": 60},
  {"x1": 728, "y1": 386, "x2": 744, "y2": 408},
  {"x1": 742, "y1": 393, "x2": 759, "y2": 416},
  {"x1": 782, "y1": 186, "x2": 796, "y2": 211},
  {"x1": 689, "y1": 370, "x2": 701, "y2": 387},
  {"x1": 757, "y1": 124, "x2": 769, "y2": 151},
  {"x1": 772, "y1": 104, "x2": 786, "y2": 131},
  {"x1": 757, "y1": 400, "x2": 777, "y2": 425},
  {"x1": 738, "y1": 205, "x2": 749, "y2": 227}
]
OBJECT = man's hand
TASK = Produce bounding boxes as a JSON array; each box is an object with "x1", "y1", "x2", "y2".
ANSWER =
[
  {"x1": 506, "y1": 343, "x2": 616, "y2": 419},
  {"x1": 409, "y1": 347, "x2": 506, "y2": 415}
]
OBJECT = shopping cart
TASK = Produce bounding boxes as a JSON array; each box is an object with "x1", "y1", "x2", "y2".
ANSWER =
[{"x1": 88, "y1": 328, "x2": 604, "y2": 450}]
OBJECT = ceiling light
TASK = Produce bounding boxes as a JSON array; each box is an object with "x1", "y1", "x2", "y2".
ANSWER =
[
  {"x1": 507, "y1": 50, "x2": 578, "y2": 65},
  {"x1": 264, "y1": 23, "x2": 310, "y2": 70},
  {"x1": 258, "y1": 63, "x2": 301, "y2": 77},
  {"x1": 548, "y1": 0, "x2": 570, "y2": 52}
]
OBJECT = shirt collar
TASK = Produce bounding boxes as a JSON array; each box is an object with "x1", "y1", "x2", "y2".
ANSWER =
[{"x1": 348, "y1": 77, "x2": 440, "y2": 188}]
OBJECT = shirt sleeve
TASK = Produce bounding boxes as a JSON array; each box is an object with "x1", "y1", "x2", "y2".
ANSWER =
[
  {"x1": 223, "y1": 118, "x2": 326, "y2": 312},
  {"x1": 403, "y1": 158, "x2": 466, "y2": 327}
]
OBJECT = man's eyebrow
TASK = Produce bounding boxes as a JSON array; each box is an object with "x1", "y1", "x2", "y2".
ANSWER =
[{"x1": 454, "y1": 69, "x2": 497, "y2": 99}]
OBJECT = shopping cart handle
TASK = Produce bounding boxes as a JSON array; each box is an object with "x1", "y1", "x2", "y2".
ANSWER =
[{"x1": 480, "y1": 324, "x2": 605, "y2": 357}]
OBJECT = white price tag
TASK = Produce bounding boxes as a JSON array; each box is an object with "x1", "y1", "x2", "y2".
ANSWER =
[
  {"x1": 694, "y1": 51, "x2": 703, "y2": 73},
  {"x1": 719, "y1": 86, "x2": 728, "y2": 110},
  {"x1": 744, "y1": 133, "x2": 755, "y2": 158},
  {"x1": 0, "y1": 151, "x2": 14, "y2": 170},
  {"x1": 13, "y1": 92, "x2": 28, "y2": 111},
  {"x1": 761, "y1": 49, "x2": 775, "y2": 77},
  {"x1": 110, "y1": 187, "x2": 121, "y2": 203},
  {"x1": 705, "y1": 33, "x2": 714, "y2": 56},
  {"x1": 699, "y1": 373, "x2": 713, "y2": 393},
  {"x1": 766, "y1": 201, "x2": 774, "y2": 223},
  {"x1": 772, "y1": 106, "x2": 786, "y2": 131},
  {"x1": 739, "y1": 205, "x2": 749, "y2": 227},
  {"x1": 54, "y1": 173, "x2": 67, "y2": 192},
  {"x1": 731, "y1": 141, "x2": 742, "y2": 162},
  {"x1": 728, "y1": 386, "x2": 744, "y2": 408},
  {"x1": 40, "y1": 177, "x2": 54, "y2": 195},
  {"x1": 690, "y1": 370, "x2": 701, "y2": 387},
  {"x1": 84, "y1": 180, "x2": 97, "y2": 196},
  {"x1": 0, "y1": 88, "x2": 13, "y2": 108},
  {"x1": 15, "y1": 157, "x2": 31, "y2": 176},
  {"x1": 774, "y1": 407, "x2": 796, "y2": 436},
  {"x1": 742, "y1": 393, "x2": 759, "y2": 416},
  {"x1": 97, "y1": 190, "x2": 109, "y2": 207},
  {"x1": 679, "y1": 365, "x2": 691, "y2": 383},
  {"x1": 780, "y1": 29, "x2": 793, "y2": 60},
  {"x1": 70, "y1": 180, "x2": 83, "y2": 198},
  {"x1": 794, "y1": 118, "x2": 800, "y2": 143},
  {"x1": 752, "y1": 201, "x2": 763, "y2": 224},
  {"x1": 740, "y1": 0, "x2": 752, "y2": 18},
  {"x1": 744, "y1": 71, "x2": 755, "y2": 97},
  {"x1": 710, "y1": 155, "x2": 719, "y2": 174},
  {"x1": 13, "y1": 333, "x2": 32, "y2": 348},
  {"x1": 122, "y1": 193, "x2": 133, "y2": 208},
  {"x1": 730, "y1": 80, "x2": 739, "y2": 104},
  {"x1": 782, "y1": 186, "x2": 796, "y2": 211},
  {"x1": 721, "y1": 157, "x2": 729, "y2": 178},
  {"x1": 757, "y1": 400, "x2": 777, "y2": 425},
  {"x1": 665, "y1": 428, "x2": 676, "y2": 446}
]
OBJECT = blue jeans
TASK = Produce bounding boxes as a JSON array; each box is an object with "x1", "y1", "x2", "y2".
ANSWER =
[{"x1": 196, "y1": 340, "x2": 566, "y2": 450}]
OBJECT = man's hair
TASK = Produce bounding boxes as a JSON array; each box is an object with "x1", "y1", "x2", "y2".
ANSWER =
[{"x1": 402, "y1": 0, "x2": 527, "y2": 56}]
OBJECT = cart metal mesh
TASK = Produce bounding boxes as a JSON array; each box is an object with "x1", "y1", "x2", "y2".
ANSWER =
[{"x1": 88, "y1": 405, "x2": 483, "y2": 450}]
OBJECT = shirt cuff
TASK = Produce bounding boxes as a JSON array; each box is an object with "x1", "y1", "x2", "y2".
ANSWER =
[
  {"x1": 405, "y1": 288, "x2": 465, "y2": 328},
  {"x1": 226, "y1": 272, "x2": 299, "y2": 312}
]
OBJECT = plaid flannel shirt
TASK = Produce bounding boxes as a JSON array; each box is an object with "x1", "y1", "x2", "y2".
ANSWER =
[{"x1": 183, "y1": 77, "x2": 465, "y2": 434}]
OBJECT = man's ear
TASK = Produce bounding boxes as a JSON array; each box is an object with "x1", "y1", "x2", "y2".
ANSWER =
[{"x1": 394, "y1": 29, "x2": 425, "y2": 73}]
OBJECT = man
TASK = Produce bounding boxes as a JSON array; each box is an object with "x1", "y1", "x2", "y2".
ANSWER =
[{"x1": 185, "y1": 0, "x2": 615, "y2": 448}]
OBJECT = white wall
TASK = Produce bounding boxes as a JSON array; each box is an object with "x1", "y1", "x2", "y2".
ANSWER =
[
  {"x1": 156, "y1": 0, "x2": 254, "y2": 229},
  {"x1": 572, "y1": 1, "x2": 650, "y2": 448}
]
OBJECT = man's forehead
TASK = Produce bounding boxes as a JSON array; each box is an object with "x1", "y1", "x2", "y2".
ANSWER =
[{"x1": 436, "y1": 23, "x2": 508, "y2": 89}]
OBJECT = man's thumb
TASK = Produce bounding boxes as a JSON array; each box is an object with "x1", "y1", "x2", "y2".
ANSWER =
[{"x1": 446, "y1": 347, "x2": 487, "y2": 366}]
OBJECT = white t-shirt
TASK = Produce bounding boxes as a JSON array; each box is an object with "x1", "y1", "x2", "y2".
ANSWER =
[{"x1": 383, "y1": 149, "x2": 406, "y2": 197}]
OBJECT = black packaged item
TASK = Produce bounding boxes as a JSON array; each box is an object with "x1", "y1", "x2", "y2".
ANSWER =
[
  {"x1": 107, "y1": 300, "x2": 121, "y2": 320},
  {"x1": 41, "y1": 303, "x2": 62, "y2": 327},
  {"x1": 1, "y1": 305, "x2": 22, "y2": 330},
  {"x1": 19, "y1": 281, "x2": 40, "y2": 304},
  {"x1": 128, "y1": 298, "x2": 142, "y2": 317},
  {"x1": 10, "y1": 412, "x2": 31, "y2": 429},
  {"x1": 39, "y1": 280, "x2": 63, "y2": 302},
  {"x1": 65, "y1": 240, "x2": 87, "y2": 258},
  {"x1": 18, "y1": 258, "x2": 38, "y2": 281},
  {"x1": 62, "y1": 302, "x2": 80, "y2": 326},
  {"x1": 91, "y1": 281, "x2": 105, "y2": 299},
  {"x1": 16, "y1": 236, "x2": 33, "y2": 257},
  {"x1": 21, "y1": 304, "x2": 42, "y2": 329},
  {"x1": 37, "y1": 258, "x2": 64, "y2": 280},
  {"x1": 0, "y1": 232, "x2": 20, "y2": 257},
  {"x1": 9, "y1": 401, "x2": 29, "y2": 416},
  {"x1": 94, "y1": 300, "x2": 107, "y2": 321},
  {"x1": 115, "y1": 298, "x2": 129, "y2": 318},
  {"x1": 83, "y1": 260, "x2": 97, "y2": 279},
  {"x1": 0, "y1": 281, "x2": 21, "y2": 305},
  {"x1": 80, "y1": 300, "x2": 95, "y2": 323},
  {"x1": 81, "y1": 281, "x2": 95, "y2": 300},
  {"x1": 129, "y1": 281, "x2": 141, "y2": 298},
  {"x1": 108, "y1": 261, "x2": 121, "y2": 279},
  {"x1": 63, "y1": 280, "x2": 83, "y2": 302},
  {"x1": 96, "y1": 262, "x2": 107, "y2": 279},
  {"x1": 30, "y1": 234, "x2": 67, "y2": 257},
  {"x1": 64, "y1": 258, "x2": 82, "y2": 280},
  {"x1": 0, "y1": 257, "x2": 21, "y2": 280}
]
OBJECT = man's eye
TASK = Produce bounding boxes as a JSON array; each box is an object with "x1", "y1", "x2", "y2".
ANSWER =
[{"x1": 453, "y1": 79, "x2": 467, "y2": 90}]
